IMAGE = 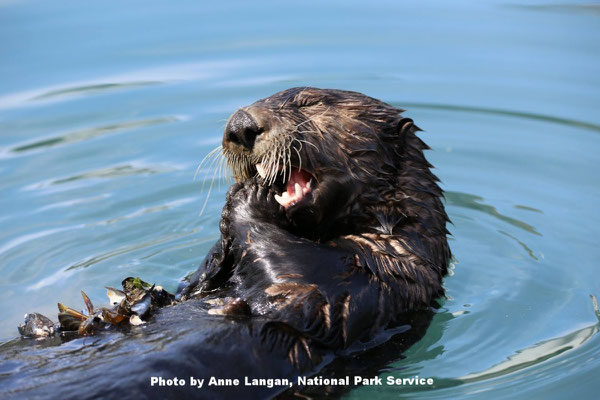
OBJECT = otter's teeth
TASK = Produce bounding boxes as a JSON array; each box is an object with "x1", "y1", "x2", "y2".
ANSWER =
[
  {"x1": 256, "y1": 163, "x2": 266, "y2": 179},
  {"x1": 274, "y1": 193, "x2": 287, "y2": 206},
  {"x1": 302, "y1": 179, "x2": 312, "y2": 195},
  {"x1": 295, "y1": 183, "x2": 302, "y2": 198}
]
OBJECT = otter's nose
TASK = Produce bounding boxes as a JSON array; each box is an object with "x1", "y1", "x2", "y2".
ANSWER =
[{"x1": 223, "y1": 109, "x2": 263, "y2": 150}]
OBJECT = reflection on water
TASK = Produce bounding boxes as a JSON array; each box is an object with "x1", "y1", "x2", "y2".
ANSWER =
[
  {"x1": 462, "y1": 317, "x2": 598, "y2": 382},
  {"x1": 513, "y1": 3, "x2": 600, "y2": 15},
  {"x1": 498, "y1": 230, "x2": 538, "y2": 261},
  {"x1": 63, "y1": 231, "x2": 193, "y2": 272},
  {"x1": 446, "y1": 191, "x2": 541, "y2": 236},
  {"x1": 5, "y1": 116, "x2": 179, "y2": 156},
  {"x1": 30, "y1": 81, "x2": 163, "y2": 101},
  {"x1": 25, "y1": 162, "x2": 174, "y2": 190},
  {"x1": 514, "y1": 204, "x2": 543, "y2": 214},
  {"x1": 399, "y1": 102, "x2": 600, "y2": 133},
  {"x1": 0, "y1": 59, "x2": 260, "y2": 111},
  {"x1": 461, "y1": 295, "x2": 600, "y2": 381}
]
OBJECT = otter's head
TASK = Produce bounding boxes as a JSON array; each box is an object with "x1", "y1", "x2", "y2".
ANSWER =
[{"x1": 222, "y1": 87, "x2": 443, "y2": 241}]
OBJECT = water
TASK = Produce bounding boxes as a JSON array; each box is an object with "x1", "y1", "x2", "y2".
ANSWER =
[{"x1": 1, "y1": 0, "x2": 599, "y2": 398}]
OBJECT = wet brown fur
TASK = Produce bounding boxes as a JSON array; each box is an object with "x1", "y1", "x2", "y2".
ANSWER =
[{"x1": 184, "y1": 87, "x2": 451, "y2": 370}]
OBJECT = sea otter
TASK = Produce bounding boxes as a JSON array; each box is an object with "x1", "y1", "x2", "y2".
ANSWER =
[
  {"x1": 180, "y1": 87, "x2": 450, "y2": 366},
  {"x1": 4, "y1": 87, "x2": 449, "y2": 399}
]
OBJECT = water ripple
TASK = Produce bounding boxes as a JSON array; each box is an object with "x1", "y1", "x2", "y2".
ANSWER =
[
  {"x1": 30, "y1": 82, "x2": 162, "y2": 101},
  {"x1": 1, "y1": 116, "x2": 181, "y2": 159},
  {"x1": 498, "y1": 230, "x2": 539, "y2": 261},
  {"x1": 63, "y1": 231, "x2": 193, "y2": 272},
  {"x1": 25, "y1": 230, "x2": 199, "y2": 291},
  {"x1": 0, "y1": 226, "x2": 82, "y2": 258},
  {"x1": 460, "y1": 295, "x2": 600, "y2": 382},
  {"x1": 396, "y1": 102, "x2": 600, "y2": 133},
  {"x1": 92, "y1": 197, "x2": 197, "y2": 226},
  {"x1": 24, "y1": 161, "x2": 177, "y2": 191},
  {"x1": 446, "y1": 191, "x2": 541, "y2": 236},
  {"x1": 0, "y1": 59, "x2": 261, "y2": 110}
]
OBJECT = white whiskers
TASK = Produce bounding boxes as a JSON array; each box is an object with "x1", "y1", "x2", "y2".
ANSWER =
[{"x1": 195, "y1": 145, "x2": 232, "y2": 216}]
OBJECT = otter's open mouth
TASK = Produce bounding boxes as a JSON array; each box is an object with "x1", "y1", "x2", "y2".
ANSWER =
[{"x1": 255, "y1": 163, "x2": 314, "y2": 208}]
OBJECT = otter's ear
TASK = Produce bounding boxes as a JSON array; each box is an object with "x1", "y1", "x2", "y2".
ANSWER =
[
  {"x1": 397, "y1": 117, "x2": 415, "y2": 135},
  {"x1": 397, "y1": 117, "x2": 429, "y2": 149}
]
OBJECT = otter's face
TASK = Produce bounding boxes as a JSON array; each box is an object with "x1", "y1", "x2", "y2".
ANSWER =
[{"x1": 222, "y1": 87, "x2": 404, "y2": 235}]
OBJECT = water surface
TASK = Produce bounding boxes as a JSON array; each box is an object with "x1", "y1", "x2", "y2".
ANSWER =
[{"x1": 1, "y1": 0, "x2": 599, "y2": 398}]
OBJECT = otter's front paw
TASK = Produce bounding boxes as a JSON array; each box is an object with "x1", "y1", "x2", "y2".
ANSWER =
[{"x1": 230, "y1": 179, "x2": 287, "y2": 225}]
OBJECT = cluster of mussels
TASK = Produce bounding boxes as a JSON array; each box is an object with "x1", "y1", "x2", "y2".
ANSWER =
[{"x1": 17, "y1": 277, "x2": 175, "y2": 338}]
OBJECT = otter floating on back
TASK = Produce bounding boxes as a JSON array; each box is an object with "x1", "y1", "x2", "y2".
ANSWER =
[
  {"x1": 8, "y1": 87, "x2": 450, "y2": 399},
  {"x1": 181, "y1": 86, "x2": 450, "y2": 364}
]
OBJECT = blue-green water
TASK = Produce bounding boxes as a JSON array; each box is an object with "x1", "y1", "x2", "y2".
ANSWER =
[{"x1": 1, "y1": 0, "x2": 599, "y2": 398}]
